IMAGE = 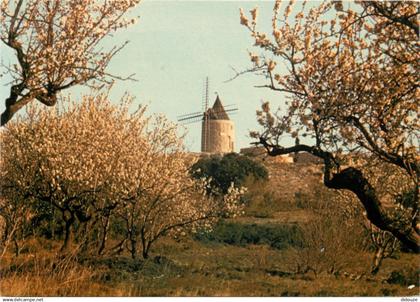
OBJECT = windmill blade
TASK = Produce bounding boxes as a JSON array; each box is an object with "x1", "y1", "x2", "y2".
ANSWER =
[
  {"x1": 181, "y1": 112, "x2": 239, "y2": 125},
  {"x1": 178, "y1": 108, "x2": 238, "y2": 122},
  {"x1": 178, "y1": 113, "x2": 203, "y2": 122},
  {"x1": 177, "y1": 104, "x2": 237, "y2": 121},
  {"x1": 222, "y1": 104, "x2": 237, "y2": 109},
  {"x1": 178, "y1": 110, "x2": 238, "y2": 124},
  {"x1": 177, "y1": 110, "x2": 204, "y2": 120}
]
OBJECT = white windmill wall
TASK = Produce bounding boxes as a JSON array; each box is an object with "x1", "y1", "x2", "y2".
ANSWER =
[{"x1": 201, "y1": 119, "x2": 234, "y2": 153}]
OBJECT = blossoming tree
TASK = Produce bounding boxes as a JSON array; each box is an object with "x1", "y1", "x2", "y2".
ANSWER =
[
  {"x1": 0, "y1": 94, "x2": 243, "y2": 256},
  {"x1": 111, "y1": 117, "x2": 244, "y2": 259},
  {"x1": 0, "y1": 93, "x2": 141, "y2": 250},
  {"x1": 0, "y1": 0, "x2": 141, "y2": 125},
  {"x1": 240, "y1": 1, "x2": 419, "y2": 252}
]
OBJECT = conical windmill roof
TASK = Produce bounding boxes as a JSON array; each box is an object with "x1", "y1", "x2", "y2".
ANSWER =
[{"x1": 207, "y1": 95, "x2": 230, "y2": 120}]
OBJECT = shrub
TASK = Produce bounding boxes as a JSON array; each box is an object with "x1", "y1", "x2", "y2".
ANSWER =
[
  {"x1": 386, "y1": 269, "x2": 420, "y2": 286},
  {"x1": 288, "y1": 189, "x2": 370, "y2": 275},
  {"x1": 194, "y1": 221, "x2": 303, "y2": 250},
  {"x1": 190, "y1": 153, "x2": 268, "y2": 194}
]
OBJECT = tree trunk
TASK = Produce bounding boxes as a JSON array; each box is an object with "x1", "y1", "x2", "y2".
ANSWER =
[
  {"x1": 61, "y1": 210, "x2": 75, "y2": 252},
  {"x1": 324, "y1": 167, "x2": 419, "y2": 252},
  {"x1": 259, "y1": 141, "x2": 420, "y2": 253},
  {"x1": 140, "y1": 227, "x2": 151, "y2": 259},
  {"x1": 130, "y1": 236, "x2": 137, "y2": 259},
  {"x1": 13, "y1": 236, "x2": 19, "y2": 257},
  {"x1": 1, "y1": 83, "x2": 27, "y2": 126},
  {"x1": 2, "y1": 219, "x2": 10, "y2": 245},
  {"x1": 142, "y1": 248, "x2": 149, "y2": 259},
  {"x1": 62, "y1": 220, "x2": 72, "y2": 251},
  {"x1": 128, "y1": 226, "x2": 137, "y2": 259},
  {"x1": 98, "y1": 215, "x2": 110, "y2": 256},
  {"x1": 371, "y1": 246, "x2": 385, "y2": 275}
]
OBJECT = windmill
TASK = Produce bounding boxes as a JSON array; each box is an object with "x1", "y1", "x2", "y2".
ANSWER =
[{"x1": 177, "y1": 78, "x2": 238, "y2": 153}]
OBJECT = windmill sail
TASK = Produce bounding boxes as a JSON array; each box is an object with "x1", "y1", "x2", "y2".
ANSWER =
[{"x1": 177, "y1": 78, "x2": 236, "y2": 153}]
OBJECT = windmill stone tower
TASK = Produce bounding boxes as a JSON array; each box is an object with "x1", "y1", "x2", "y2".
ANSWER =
[
  {"x1": 177, "y1": 78, "x2": 237, "y2": 154},
  {"x1": 201, "y1": 95, "x2": 235, "y2": 153}
]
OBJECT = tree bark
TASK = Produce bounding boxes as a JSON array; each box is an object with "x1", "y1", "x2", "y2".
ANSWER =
[
  {"x1": 1, "y1": 83, "x2": 28, "y2": 126},
  {"x1": 140, "y1": 227, "x2": 152, "y2": 259},
  {"x1": 98, "y1": 215, "x2": 110, "y2": 256},
  {"x1": 259, "y1": 139, "x2": 420, "y2": 252},
  {"x1": 371, "y1": 246, "x2": 385, "y2": 275},
  {"x1": 129, "y1": 235, "x2": 137, "y2": 259},
  {"x1": 13, "y1": 236, "x2": 19, "y2": 257},
  {"x1": 61, "y1": 210, "x2": 75, "y2": 252},
  {"x1": 325, "y1": 167, "x2": 419, "y2": 252},
  {"x1": 142, "y1": 247, "x2": 149, "y2": 259}
]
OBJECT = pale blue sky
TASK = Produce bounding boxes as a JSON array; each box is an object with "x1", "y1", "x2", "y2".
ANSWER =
[{"x1": 0, "y1": 0, "x2": 298, "y2": 151}]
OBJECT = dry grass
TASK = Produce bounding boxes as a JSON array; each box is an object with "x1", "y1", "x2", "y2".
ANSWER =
[
  {"x1": 1, "y1": 163, "x2": 418, "y2": 297},
  {"x1": 0, "y1": 238, "x2": 121, "y2": 296},
  {"x1": 1, "y1": 257, "x2": 92, "y2": 296},
  {"x1": 0, "y1": 236, "x2": 418, "y2": 297}
]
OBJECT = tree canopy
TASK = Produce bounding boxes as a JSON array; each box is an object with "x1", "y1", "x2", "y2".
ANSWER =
[
  {"x1": 0, "y1": 94, "x2": 243, "y2": 258},
  {"x1": 191, "y1": 152, "x2": 268, "y2": 194},
  {"x1": 240, "y1": 1, "x2": 419, "y2": 252},
  {"x1": 0, "y1": 0, "x2": 141, "y2": 125}
]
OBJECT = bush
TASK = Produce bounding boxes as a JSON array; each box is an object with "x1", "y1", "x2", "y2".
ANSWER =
[
  {"x1": 288, "y1": 189, "x2": 371, "y2": 275},
  {"x1": 194, "y1": 221, "x2": 303, "y2": 250},
  {"x1": 243, "y1": 190, "x2": 276, "y2": 218},
  {"x1": 386, "y1": 269, "x2": 420, "y2": 286},
  {"x1": 190, "y1": 153, "x2": 268, "y2": 194}
]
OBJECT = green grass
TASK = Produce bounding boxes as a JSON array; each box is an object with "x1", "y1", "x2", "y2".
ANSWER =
[
  {"x1": 1, "y1": 228, "x2": 419, "y2": 297},
  {"x1": 194, "y1": 220, "x2": 304, "y2": 250}
]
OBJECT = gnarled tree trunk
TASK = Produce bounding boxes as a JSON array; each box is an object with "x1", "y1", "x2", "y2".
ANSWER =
[
  {"x1": 259, "y1": 140, "x2": 420, "y2": 253},
  {"x1": 324, "y1": 167, "x2": 419, "y2": 253}
]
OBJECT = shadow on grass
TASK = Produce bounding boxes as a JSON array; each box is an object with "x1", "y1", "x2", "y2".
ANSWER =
[
  {"x1": 78, "y1": 255, "x2": 185, "y2": 283},
  {"x1": 194, "y1": 220, "x2": 304, "y2": 250}
]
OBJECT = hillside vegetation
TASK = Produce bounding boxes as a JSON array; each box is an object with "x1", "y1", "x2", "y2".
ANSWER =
[
  {"x1": 0, "y1": 0, "x2": 418, "y2": 297},
  {"x1": 1, "y1": 156, "x2": 418, "y2": 297}
]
